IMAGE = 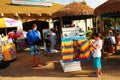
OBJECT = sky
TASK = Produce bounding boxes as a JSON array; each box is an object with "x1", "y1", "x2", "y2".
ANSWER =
[{"x1": 48, "y1": 0, "x2": 107, "y2": 8}]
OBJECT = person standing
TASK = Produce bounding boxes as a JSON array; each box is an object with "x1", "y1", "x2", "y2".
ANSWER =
[
  {"x1": 90, "y1": 33, "x2": 103, "y2": 77},
  {"x1": 44, "y1": 34, "x2": 51, "y2": 55},
  {"x1": 86, "y1": 27, "x2": 93, "y2": 39},
  {"x1": 50, "y1": 28, "x2": 57, "y2": 49},
  {"x1": 26, "y1": 23, "x2": 42, "y2": 67}
]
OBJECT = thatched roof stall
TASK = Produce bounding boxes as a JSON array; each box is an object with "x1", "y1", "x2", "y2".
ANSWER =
[
  {"x1": 52, "y1": 2, "x2": 94, "y2": 20},
  {"x1": 94, "y1": 0, "x2": 120, "y2": 53},
  {"x1": 0, "y1": 0, "x2": 64, "y2": 20},
  {"x1": 52, "y1": 2, "x2": 94, "y2": 40},
  {"x1": 94, "y1": 0, "x2": 120, "y2": 18}
]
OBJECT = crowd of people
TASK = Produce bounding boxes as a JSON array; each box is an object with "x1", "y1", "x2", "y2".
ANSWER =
[{"x1": 1, "y1": 23, "x2": 119, "y2": 78}]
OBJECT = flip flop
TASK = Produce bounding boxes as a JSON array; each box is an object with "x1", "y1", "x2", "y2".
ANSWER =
[{"x1": 37, "y1": 64, "x2": 43, "y2": 67}]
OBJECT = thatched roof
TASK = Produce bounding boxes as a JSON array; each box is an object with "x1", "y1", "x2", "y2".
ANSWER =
[
  {"x1": 0, "y1": 0, "x2": 64, "y2": 18},
  {"x1": 94, "y1": 0, "x2": 120, "y2": 17},
  {"x1": 52, "y1": 2, "x2": 94, "y2": 19}
]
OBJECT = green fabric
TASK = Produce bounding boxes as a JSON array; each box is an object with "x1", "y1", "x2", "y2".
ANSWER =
[{"x1": 86, "y1": 30, "x2": 93, "y2": 36}]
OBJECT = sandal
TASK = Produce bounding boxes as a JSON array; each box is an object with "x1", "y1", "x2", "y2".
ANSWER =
[
  {"x1": 37, "y1": 64, "x2": 43, "y2": 67},
  {"x1": 91, "y1": 73, "x2": 99, "y2": 78}
]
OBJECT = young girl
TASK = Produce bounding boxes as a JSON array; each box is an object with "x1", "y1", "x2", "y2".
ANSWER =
[{"x1": 90, "y1": 33, "x2": 102, "y2": 77}]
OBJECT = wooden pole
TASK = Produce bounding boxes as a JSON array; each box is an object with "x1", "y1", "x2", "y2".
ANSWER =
[
  {"x1": 101, "y1": 18, "x2": 104, "y2": 33},
  {"x1": 114, "y1": 18, "x2": 117, "y2": 53},
  {"x1": 95, "y1": 17, "x2": 98, "y2": 33},
  {"x1": 5, "y1": 28, "x2": 7, "y2": 36},
  {"x1": 58, "y1": 17, "x2": 63, "y2": 42},
  {"x1": 85, "y1": 19, "x2": 87, "y2": 31}
]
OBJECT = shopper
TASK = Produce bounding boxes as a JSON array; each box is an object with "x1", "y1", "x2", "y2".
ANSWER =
[
  {"x1": 90, "y1": 33, "x2": 103, "y2": 77},
  {"x1": 26, "y1": 23, "x2": 42, "y2": 67},
  {"x1": 44, "y1": 34, "x2": 51, "y2": 56},
  {"x1": 50, "y1": 28, "x2": 57, "y2": 49}
]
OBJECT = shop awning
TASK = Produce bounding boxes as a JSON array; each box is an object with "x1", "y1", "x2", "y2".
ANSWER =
[
  {"x1": 0, "y1": 18, "x2": 20, "y2": 28},
  {"x1": 0, "y1": 0, "x2": 64, "y2": 19}
]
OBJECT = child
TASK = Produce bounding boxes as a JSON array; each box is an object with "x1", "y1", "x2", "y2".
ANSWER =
[
  {"x1": 44, "y1": 34, "x2": 51, "y2": 56},
  {"x1": 90, "y1": 33, "x2": 102, "y2": 77}
]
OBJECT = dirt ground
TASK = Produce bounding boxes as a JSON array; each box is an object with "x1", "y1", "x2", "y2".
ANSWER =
[{"x1": 0, "y1": 46, "x2": 120, "y2": 80}]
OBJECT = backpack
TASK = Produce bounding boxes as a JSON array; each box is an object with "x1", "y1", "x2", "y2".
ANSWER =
[{"x1": 26, "y1": 30, "x2": 41, "y2": 45}]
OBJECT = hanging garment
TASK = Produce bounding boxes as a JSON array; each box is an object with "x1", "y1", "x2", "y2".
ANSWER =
[
  {"x1": 61, "y1": 37, "x2": 74, "y2": 63},
  {"x1": 77, "y1": 40, "x2": 91, "y2": 60}
]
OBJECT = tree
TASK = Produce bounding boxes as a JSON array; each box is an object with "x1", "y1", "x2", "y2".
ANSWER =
[{"x1": 80, "y1": 0, "x2": 87, "y2": 5}]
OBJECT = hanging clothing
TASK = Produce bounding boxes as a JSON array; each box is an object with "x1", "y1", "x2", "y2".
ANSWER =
[{"x1": 61, "y1": 36, "x2": 92, "y2": 63}]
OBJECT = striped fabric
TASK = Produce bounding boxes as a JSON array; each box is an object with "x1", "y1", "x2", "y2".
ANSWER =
[
  {"x1": 62, "y1": 37, "x2": 74, "y2": 63},
  {"x1": 74, "y1": 40, "x2": 91, "y2": 60},
  {"x1": 61, "y1": 36, "x2": 92, "y2": 63}
]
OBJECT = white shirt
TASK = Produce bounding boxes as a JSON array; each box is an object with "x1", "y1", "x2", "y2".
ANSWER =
[{"x1": 93, "y1": 39, "x2": 102, "y2": 57}]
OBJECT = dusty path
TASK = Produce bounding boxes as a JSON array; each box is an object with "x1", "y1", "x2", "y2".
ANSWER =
[{"x1": 0, "y1": 48, "x2": 120, "y2": 80}]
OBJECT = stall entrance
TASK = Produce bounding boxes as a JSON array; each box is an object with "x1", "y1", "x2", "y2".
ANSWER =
[{"x1": 23, "y1": 20, "x2": 49, "y2": 45}]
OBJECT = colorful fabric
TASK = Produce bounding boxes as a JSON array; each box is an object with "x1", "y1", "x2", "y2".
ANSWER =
[
  {"x1": 61, "y1": 36, "x2": 92, "y2": 63},
  {"x1": 61, "y1": 37, "x2": 74, "y2": 62},
  {"x1": 61, "y1": 42, "x2": 73, "y2": 47},
  {"x1": 78, "y1": 40, "x2": 91, "y2": 60},
  {"x1": 62, "y1": 55, "x2": 73, "y2": 60},
  {"x1": 61, "y1": 37, "x2": 73, "y2": 47},
  {"x1": 62, "y1": 48, "x2": 74, "y2": 53}
]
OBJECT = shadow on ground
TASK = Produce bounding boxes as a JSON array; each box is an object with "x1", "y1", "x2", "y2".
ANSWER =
[{"x1": 0, "y1": 49, "x2": 120, "y2": 78}]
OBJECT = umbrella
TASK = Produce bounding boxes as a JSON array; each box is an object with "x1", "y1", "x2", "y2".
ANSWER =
[
  {"x1": 8, "y1": 31, "x2": 14, "y2": 38},
  {"x1": 16, "y1": 31, "x2": 23, "y2": 37},
  {"x1": 8, "y1": 31, "x2": 23, "y2": 38}
]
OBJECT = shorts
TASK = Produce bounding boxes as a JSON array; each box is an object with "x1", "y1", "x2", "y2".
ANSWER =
[
  {"x1": 94, "y1": 57, "x2": 102, "y2": 69},
  {"x1": 45, "y1": 47, "x2": 51, "y2": 52},
  {"x1": 30, "y1": 45, "x2": 41, "y2": 56}
]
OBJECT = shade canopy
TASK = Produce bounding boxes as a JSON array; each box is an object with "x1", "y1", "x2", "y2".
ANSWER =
[
  {"x1": 0, "y1": 0, "x2": 64, "y2": 19},
  {"x1": 52, "y1": 2, "x2": 94, "y2": 19},
  {"x1": 0, "y1": 18, "x2": 20, "y2": 28},
  {"x1": 94, "y1": 0, "x2": 120, "y2": 18}
]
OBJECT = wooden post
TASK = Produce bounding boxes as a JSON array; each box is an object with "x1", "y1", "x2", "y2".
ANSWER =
[
  {"x1": 85, "y1": 19, "x2": 87, "y2": 30},
  {"x1": 95, "y1": 17, "x2": 98, "y2": 33},
  {"x1": 58, "y1": 17, "x2": 63, "y2": 42},
  {"x1": 101, "y1": 18, "x2": 104, "y2": 33},
  {"x1": 114, "y1": 18, "x2": 117, "y2": 53}
]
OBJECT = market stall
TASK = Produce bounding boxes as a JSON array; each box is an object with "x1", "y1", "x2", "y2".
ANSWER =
[
  {"x1": 0, "y1": 36, "x2": 16, "y2": 61},
  {"x1": 60, "y1": 27, "x2": 93, "y2": 72},
  {"x1": 0, "y1": 18, "x2": 21, "y2": 34},
  {"x1": 0, "y1": 18, "x2": 19, "y2": 61},
  {"x1": 52, "y1": 2, "x2": 94, "y2": 72},
  {"x1": 94, "y1": 0, "x2": 120, "y2": 53}
]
